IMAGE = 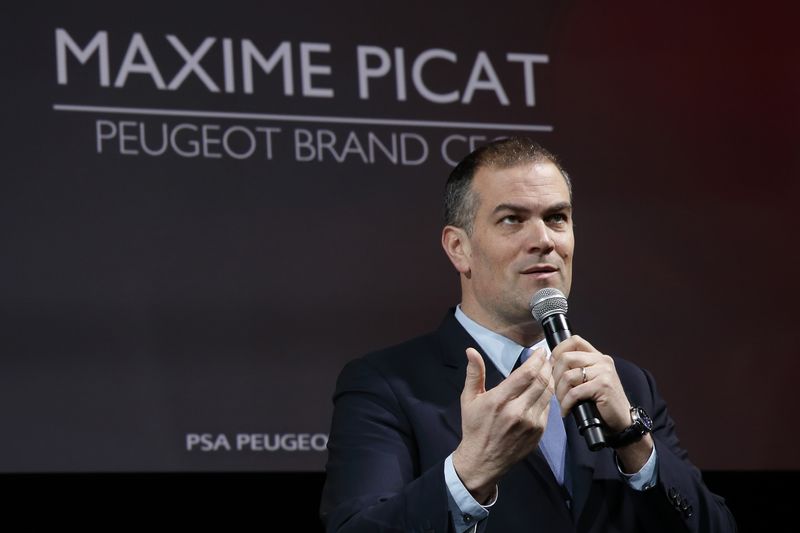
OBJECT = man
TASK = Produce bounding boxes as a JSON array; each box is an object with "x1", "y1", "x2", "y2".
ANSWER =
[{"x1": 320, "y1": 137, "x2": 736, "y2": 532}]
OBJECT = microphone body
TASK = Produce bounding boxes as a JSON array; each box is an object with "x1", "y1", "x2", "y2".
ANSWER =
[{"x1": 532, "y1": 289, "x2": 607, "y2": 451}]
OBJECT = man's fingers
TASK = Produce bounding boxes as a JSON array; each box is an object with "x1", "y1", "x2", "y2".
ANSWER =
[
  {"x1": 550, "y1": 335, "x2": 598, "y2": 362},
  {"x1": 555, "y1": 367, "x2": 592, "y2": 414},
  {"x1": 506, "y1": 347, "x2": 552, "y2": 399},
  {"x1": 462, "y1": 347, "x2": 487, "y2": 401},
  {"x1": 513, "y1": 358, "x2": 554, "y2": 412},
  {"x1": 550, "y1": 336, "x2": 603, "y2": 384}
]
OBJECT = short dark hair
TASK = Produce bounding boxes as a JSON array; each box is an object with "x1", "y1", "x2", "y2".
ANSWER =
[{"x1": 443, "y1": 137, "x2": 572, "y2": 233}]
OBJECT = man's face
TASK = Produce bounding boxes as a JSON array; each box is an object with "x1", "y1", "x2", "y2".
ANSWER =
[{"x1": 457, "y1": 161, "x2": 574, "y2": 331}]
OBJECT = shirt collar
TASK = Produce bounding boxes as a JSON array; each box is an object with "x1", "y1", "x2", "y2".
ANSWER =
[{"x1": 454, "y1": 305, "x2": 550, "y2": 378}]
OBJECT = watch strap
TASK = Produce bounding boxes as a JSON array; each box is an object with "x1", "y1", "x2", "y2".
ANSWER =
[{"x1": 605, "y1": 406, "x2": 651, "y2": 449}]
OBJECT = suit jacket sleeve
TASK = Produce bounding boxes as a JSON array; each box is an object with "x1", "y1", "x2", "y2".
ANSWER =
[
  {"x1": 320, "y1": 356, "x2": 453, "y2": 533},
  {"x1": 623, "y1": 364, "x2": 737, "y2": 532}
]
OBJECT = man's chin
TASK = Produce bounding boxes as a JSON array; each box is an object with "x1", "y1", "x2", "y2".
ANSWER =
[{"x1": 524, "y1": 280, "x2": 568, "y2": 301}]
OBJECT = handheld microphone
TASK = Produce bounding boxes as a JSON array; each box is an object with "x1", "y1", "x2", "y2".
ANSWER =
[{"x1": 530, "y1": 288, "x2": 607, "y2": 451}]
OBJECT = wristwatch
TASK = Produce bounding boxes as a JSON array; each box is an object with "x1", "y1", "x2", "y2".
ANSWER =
[{"x1": 606, "y1": 406, "x2": 653, "y2": 448}]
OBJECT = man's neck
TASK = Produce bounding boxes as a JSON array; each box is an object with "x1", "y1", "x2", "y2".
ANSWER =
[{"x1": 458, "y1": 303, "x2": 545, "y2": 347}]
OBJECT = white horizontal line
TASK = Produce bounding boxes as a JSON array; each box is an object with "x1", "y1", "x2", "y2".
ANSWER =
[{"x1": 52, "y1": 104, "x2": 553, "y2": 132}]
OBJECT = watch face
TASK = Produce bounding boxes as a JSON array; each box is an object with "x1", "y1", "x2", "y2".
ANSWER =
[{"x1": 634, "y1": 407, "x2": 653, "y2": 432}]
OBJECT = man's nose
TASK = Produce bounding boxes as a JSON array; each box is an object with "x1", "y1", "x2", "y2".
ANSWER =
[{"x1": 525, "y1": 219, "x2": 555, "y2": 253}]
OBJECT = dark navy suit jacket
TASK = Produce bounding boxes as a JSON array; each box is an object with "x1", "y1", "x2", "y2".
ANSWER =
[{"x1": 320, "y1": 311, "x2": 736, "y2": 532}]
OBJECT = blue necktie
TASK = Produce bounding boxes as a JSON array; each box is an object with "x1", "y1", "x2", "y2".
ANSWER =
[{"x1": 519, "y1": 347, "x2": 567, "y2": 487}]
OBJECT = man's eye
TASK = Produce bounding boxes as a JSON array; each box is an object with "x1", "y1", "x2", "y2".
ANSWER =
[
  {"x1": 547, "y1": 213, "x2": 568, "y2": 224},
  {"x1": 500, "y1": 215, "x2": 520, "y2": 224}
]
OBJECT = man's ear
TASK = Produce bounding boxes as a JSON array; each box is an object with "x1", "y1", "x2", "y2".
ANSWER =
[{"x1": 441, "y1": 225, "x2": 471, "y2": 276}]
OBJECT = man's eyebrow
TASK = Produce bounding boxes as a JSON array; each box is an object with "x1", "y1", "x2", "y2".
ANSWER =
[
  {"x1": 492, "y1": 202, "x2": 573, "y2": 215},
  {"x1": 492, "y1": 203, "x2": 529, "y2": 215},
  {"x1": 543, "y1": 202, "x2": 573, "y2": 214}
]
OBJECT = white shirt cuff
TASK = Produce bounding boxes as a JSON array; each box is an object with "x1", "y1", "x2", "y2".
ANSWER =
[
  {"x1": 616, "y1": 444, "x2": 658, "y2": 491},
  {"x1": 444, "y1": 453, "x2": 496, "y2": 532}
]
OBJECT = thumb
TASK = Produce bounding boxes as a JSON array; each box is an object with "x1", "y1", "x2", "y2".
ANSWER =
[{"x1": 462, "y1": 347, "x2": 486, "y2": 402}]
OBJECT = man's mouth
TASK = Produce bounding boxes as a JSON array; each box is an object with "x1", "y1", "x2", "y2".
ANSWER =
[{"x1": 521, "y1": 264, "x2": 558, "y2": 275}]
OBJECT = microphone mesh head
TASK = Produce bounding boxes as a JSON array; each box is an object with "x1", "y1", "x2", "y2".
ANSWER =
[{"x1": 530, "y1": 288, "x2": 568, "y2": 322}]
